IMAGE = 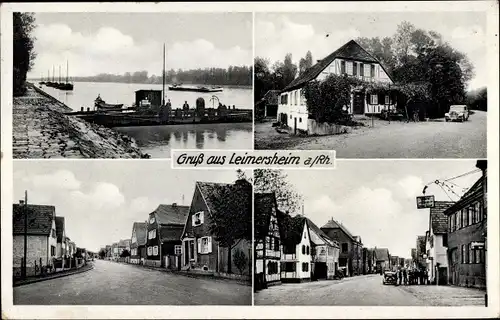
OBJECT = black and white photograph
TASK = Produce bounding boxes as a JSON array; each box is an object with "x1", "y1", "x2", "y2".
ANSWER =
[
  {"x1": 254, "y1": 160, "x2": 487, "y2": 306},
  {"x1": 13, "y1": 12, "x2": 253, "y2": 159},
  {"x1": 12, "y1": 161, "x2": 252, "y2": 305},
  {"x1": 254, "y1": 12, "x2": 487, "y2": 158}
]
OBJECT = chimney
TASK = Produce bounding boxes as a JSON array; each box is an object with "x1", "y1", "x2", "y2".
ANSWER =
[{"x1": 19, "y1": 200, "x2": 25, "y2": 205}]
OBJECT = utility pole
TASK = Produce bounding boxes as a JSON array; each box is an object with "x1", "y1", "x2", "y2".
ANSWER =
[
  {"x1": 22, "y1": 190, "x2": 28, "y2": 279},
  {"x1": 162, "y1": 43, "x2": 166, "y2": 106}
]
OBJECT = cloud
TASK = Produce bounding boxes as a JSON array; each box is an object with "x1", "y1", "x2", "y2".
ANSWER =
[
  {"x1": 256, "y1": 16, "x2": 360, "y2": 64},
  {"x1": 397, "y1": 176, "x2": 424, "y2": 198},
  {"x1": 30, "y1": 23, "x2": 251, "y2": 78},
  {"x1": 28, "y1": 170, "x2": 81, "y2": 190}
]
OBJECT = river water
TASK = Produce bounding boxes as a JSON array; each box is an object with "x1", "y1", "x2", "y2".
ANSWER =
[{"x1": 38, "y1": 81, "x2": 253, "y2": 158}]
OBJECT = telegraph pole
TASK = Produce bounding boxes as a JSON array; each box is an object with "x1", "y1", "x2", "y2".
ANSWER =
[{"x1": 22, "y1": 190, "x2": 28, "y2": 279}]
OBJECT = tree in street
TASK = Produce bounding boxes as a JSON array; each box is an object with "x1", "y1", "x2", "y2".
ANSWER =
[
  {"x1": 13, "y1": 12, "x2": 37, "y2": 96},
  {"x1": 299, "y1": 51, "x2": 314, "y2": 76},
  {"x1": 254, "y1": 169, "x2": 302, "y2": 215},
  {"x1": 98, "y1": 249, "x2": 106, "y2": 259},
  {"x1": 207, "y1": 172, "x2": 252, "y2": 273},
  {"x1": 120, "y1": 249, "x2": 131, "y2": 258}
]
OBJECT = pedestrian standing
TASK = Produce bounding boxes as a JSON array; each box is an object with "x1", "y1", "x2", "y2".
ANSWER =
[
  {"x1": 403, "y1": 268, "x2": 408, "y2": 285},
  {"x1": 398, "y1": 268, "x2": 402, "y2": 285}
]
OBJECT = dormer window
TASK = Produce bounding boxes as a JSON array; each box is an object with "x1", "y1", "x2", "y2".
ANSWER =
[
  {"x1": 192, "y1": 211, "x2": 204, "y2": 226},
  {"x1": 149, "y1": 216, "x2": 155, "y2": 224}
]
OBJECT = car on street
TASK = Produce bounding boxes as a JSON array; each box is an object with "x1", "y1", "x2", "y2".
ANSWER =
[
  {"x1": 382, "y1": 270, "x2": 397, "y2": 285},
  {"x1": 445, "y1": 105, "x2": 469, "y2": 122}
]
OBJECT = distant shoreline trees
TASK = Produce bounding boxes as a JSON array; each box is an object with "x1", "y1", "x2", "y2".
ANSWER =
[
  {"x1": 34, "y1": 66, "x2": 252, "y2": 87},
  {"x1": 13, "y1": 12, "x2": 37, "y2": 96}
]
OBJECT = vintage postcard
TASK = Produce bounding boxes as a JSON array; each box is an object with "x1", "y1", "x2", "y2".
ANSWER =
[{"x1": 1, "y1": 1, "x2": 499, "y2": 320}]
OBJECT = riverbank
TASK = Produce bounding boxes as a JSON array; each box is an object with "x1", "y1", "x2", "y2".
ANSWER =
[{"x1": 13, "y1": 84, "x2": 147, "y2": 159}]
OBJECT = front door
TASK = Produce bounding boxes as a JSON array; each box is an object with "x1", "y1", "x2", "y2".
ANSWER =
[{"x1": 353, "y1": 92, "x2": 365, "y2": 114}]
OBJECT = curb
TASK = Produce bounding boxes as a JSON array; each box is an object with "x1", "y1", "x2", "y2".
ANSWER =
[
  {"x1": 13, "y1": 263, "x2": 94, "y2": 287},
  {"x1": 116, "y1": 261, "x2": 251, "y2": 286}
]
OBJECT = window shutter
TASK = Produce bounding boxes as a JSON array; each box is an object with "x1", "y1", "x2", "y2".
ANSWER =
[
  {"x1": 197, "y1": 238, "x2": 202, "y2": 254},
  {"x1": 192, "y1": 214, "x2": 196, "y2": 226},
  {"x1": 360, "y1": 63, "x2": 364, "y2": 76},
  {"x1": 208, "y1": 237, "x2": 212, "y2": 253},
  {"x1": 200, "y1": 212, "x2": 205, "y2": 224}
]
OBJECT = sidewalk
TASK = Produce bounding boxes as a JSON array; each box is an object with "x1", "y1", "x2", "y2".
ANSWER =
[
  {"x1": 13, "y1": 263, "x2": 94, "y2": 287},
  {"x1": 399, "y1": 284, "x2": 486, "y2": 306},
  {"x1": 114, "y1": 260, "x2": 251, "y2": 286}
]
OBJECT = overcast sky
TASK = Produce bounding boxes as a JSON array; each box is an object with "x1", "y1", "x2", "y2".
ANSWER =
[
  {"x1": 28, "y1": 12, "x2": 252, "y2": 78},
  {"x1": 282, "y1": 160, "x2": 483, "y2": 258},
  {"x1": 256, "y1": 12, "x2": 487, "y2": 90},
  {"x1": 13, "y1": 161, "x2": 249, "y2": 252}
]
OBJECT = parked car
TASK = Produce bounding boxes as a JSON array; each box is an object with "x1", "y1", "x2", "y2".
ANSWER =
[
  {"x1": 382, "y1": 270, "x2": 397, "y2": 285},
  {"x1": 445, "y1": 105, "x2": 469, "y2": 122}
]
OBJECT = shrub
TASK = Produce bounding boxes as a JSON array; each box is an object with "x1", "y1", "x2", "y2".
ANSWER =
[{"x1": 233, "y1": 248, "x2": 248, "y2": 275}]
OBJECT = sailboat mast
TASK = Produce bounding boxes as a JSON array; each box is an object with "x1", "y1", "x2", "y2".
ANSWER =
[
  {"x1": 59, "y1": 66, "x2": 61, "y2": 83},
  {"x1": 66, "y1": 60, "x2": 69, "y2": 84},
  {"x1": 52, "y1": 66, "x2": 55, "y2": 82},
  {"x1": 162, "y1": 43, "x2": 165, "y2": 106}
]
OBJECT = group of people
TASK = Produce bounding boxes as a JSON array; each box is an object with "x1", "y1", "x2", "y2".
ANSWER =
[{"x1": 396, "y1": 268, "x2": 429, "y2": 286}]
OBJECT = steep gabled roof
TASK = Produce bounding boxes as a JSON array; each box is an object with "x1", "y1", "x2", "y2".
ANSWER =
[
  {"x1": 55, "y1": 216, "x2": 65, "y2": 241},
  {"x1": 430, "y1": 201, "x2": 455, "y2": 234},
  {"x1": 282, "y1": 39, "x2": 382, "y2": 92},
  {"x1": 254, "y1": 193, "x2": 278, "y2": 241},
  {"x1": 12, "y1": 204, "x2": 55, "y2": 235},
  {"x1": 132, "y1": 222, "x2": 148, "y2": 246},
  {"x1": 153, "y1": 204, "x2": 190, "y2": 225},
  {"x1": 321, "y1": 218, "x2": 355, "y2": 241},
  {"x1": 306, "y1": 217, "x2": 338, "y2": 248},
  {"x1": 159, "y1": 225, "x2": 184, "y2": 242}
]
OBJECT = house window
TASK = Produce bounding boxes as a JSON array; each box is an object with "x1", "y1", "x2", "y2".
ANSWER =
[
  {"x1": 302, "y1": 245, "x2": 305, "y2": 254},
  {"x1": 192, "y1": 211, "x2": 204, "y2": 226},
  {"x1": 274, "y1": 238, "x2": 280, "y2": 252},
  {"x1": 475, "y1": 248, "x2": 482, "y2": 264},
  {"x1": 290, "y1": 115, "x2": 292, "y2": 119},
  {"x1": 198, "y1": 236, "x2": 212, "y2": 254},
  {"x1": 149, "y1": 217, "x2": 155, "y2": 224},
  {"x1": 147, "y1": 246, "x2": 152, "y2": 256},
  {"x1": 461, "y1": 245, "x2": 466, "y2": 264},
  {"x1": 469, "y1": 244, "x2": 474, "y2": 264},
  {"x1": 370, "y1": 94, "x2": 378, "y2": 105},
  {"x1": 148, "y1": 229, "x2": 156, "y2": 239},
  {"x1": 51, "y1": 229, "x2": 56, "y2": 238},
  {"x1": 370, "y1": 64, "x2": 375, "y2": 78},
  {"x1": 267, "y1": 261, "x2": 278, "y2": 274},
  {"x1": 306, "y1": 246, "x2": 310, "y2": 255},
  {"x1": 454, "y1": 213, "x2": 458, "y2": 231},
  {"x1": 153, "y1": 246, "x2": 159, "y2": 256},
  {"x1": 302, "y1": 262, "x2": 309, "y2": 272},
  {"x1": 353, "y1": 62, "x2": 358, "y2": 76},
  {"x1": 51, "y1": 245, "x2": 56, "y2": 256},
  {"x1": 360, "y1": 63, "x2": 364, "y2": 77},
  {"x1": 340, "y1": 60, "x2": 346, "y2": 74},
  {"x1": 299, "y1": 117, "x2": 302, "y2": 123},
  {"x1": 385, "y1": 95, "x2": 390, "y2": 104},
  {"x1": 346, "y1": 61, "x2": 353, "y2": 75},
  {"x1": 341, "y1": 243, "x2": 348, "y2": 253},
  {"x1": 443, "y1": 234, "x2": 448, "y2": 247},
  {"x1": 174, "y1": 245, "x2": 182, "y2": 256}
]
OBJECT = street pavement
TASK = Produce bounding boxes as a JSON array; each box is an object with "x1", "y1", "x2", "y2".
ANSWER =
[
  {"x1": 13, "y1": 259, "x2": 251, "y2": 305},
  {"x1": 254, "y1": 111, "x2": 487, "y2": 158},
  {"x1": 254, "y1": 274, "x2": 486, "y2": 306}
]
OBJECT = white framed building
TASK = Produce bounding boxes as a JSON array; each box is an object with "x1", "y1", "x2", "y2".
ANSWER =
[{"x1": 280, "y1": 216, "x2": 312, "y2": 283}]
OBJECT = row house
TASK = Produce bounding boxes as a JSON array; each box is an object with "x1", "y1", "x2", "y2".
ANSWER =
[
  {"x1": 321, "y1": 218, "x2": 363, "y2": 276},
  {"x1": 308, "y1": 218, "x2": 340, "y2": 280},
  {"x1": 181, "y1": 179, "x2": 252, "y2": 275},
  {"x1": 12, "y1": 202, "x2": 58, "y2": 277},
  {"x1": 277, "y1": 39, "x2": 396, "y2": 133},
  {"x1": 55, "y1": 217, "x2": 68, "y2": 260},
  {"x1": 363, "y1": 248, "x2": 377, "y2": 274},
  {"x1": 254, "y1": 193, "x2": 282, "y2": 289},
  {"x1": 280, "y1": 215, "x2": 313, "y2": 283},
  {"x1": 425, "y1": 201, "x2": 455, "y2": 285},
  {"x1": 373, "y1": 248, "x2": 391, "y2": 274},
  {"x1": 130, "y1": 222, "x2": 147, "y2": 265},
  {"x1": 146, "y1": 203, "x2": 189, "y2": 268},
  {"x1": 444, "y1": 160, "x2": 487, "y2": 289}
]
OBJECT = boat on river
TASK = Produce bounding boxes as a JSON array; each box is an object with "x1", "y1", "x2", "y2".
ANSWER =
[
  {"x1": 95, "y1": 95, "x2": 124, "y2": 110},
  {"x1": 168, "y1": 84, "x2": 223, "y2": 93}
]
